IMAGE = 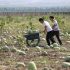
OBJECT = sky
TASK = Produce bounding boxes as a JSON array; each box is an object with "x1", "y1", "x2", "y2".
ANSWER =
[{"x1": 0, "y1": 0, "x2": 70, "y2": 7}]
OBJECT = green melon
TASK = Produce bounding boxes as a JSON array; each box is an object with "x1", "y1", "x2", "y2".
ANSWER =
[
  {"x1": 10, "y1": 47, "x2": 17, "y2": 52},
  {"x1": 42, "y1": 51, "x2": 48, "y2": 56},
  {"x1": 16, "y1": 62, "x2": 25, "y2": 67},
  {"x1": 62, "y1": 62, "x2": 70, "y2": 68},
  {"x1": 60, "y1": 47, "x2": 67, "y2": 51},
  {"x1": 44, "y1": 45, "x2": 50, "y2": 49},
  {"x1": 36, "y1": 46, "x2": 41, "y2": 52},
  {"x1": 0, "y1": 46, "x2": 10, "y2": 52},
  {"x1": 53, "y1": 43, "x2": 59, "y2": 47},
  {"x1": 28, "y1": 61, "x2": 37, "y2": 70},
  {"x1": 50, "y1": 45, "x2": 54, "y2": 48},
  {"x1": 16, "y1": 50, "x2": 26, "y2": 55},
  {"x1": 64, "y1": 56, "x2": 70, "y2": 62}
]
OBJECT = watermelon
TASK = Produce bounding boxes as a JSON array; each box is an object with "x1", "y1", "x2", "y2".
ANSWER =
[
  {"x1": 16, "y1": 50, "x2": 26, "y2": 55},
  {"x1": 53, "y1": 43, "x2": 59, "y2": 47},
  {"x1": 16, "y1": 62, "x2": 25, "y2": 67},
  {"x1": 10, "y1": 47, "x2": 17, "y2": 52},
  {"x1": 62, "y1": 62, "x2": 70, "y2": 68},
  {"x1": 36, "y1": 46, "x2": 41, "y2": 52},
  {"x1": 28, "y1": 61, "x2": 37, "y2": 70},
  {"x1": 64, "y1": 56, "x2": 70, "y2": 62},
  {"x1": 0, "y1": 46, "x2": 10, "y2": 52}
]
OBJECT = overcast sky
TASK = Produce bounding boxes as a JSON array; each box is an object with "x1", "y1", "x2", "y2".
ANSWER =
[{"x1": 0, "y1": 0, "x2": 70, "y2": 7}]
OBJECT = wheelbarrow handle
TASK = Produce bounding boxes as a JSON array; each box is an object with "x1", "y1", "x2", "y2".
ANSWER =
[{"x1": 39, "y1": 31, "x2": 45, "y2": 33}]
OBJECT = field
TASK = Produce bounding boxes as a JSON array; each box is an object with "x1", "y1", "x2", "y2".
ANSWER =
[{"x1": 0, "y1": 13, "x2": 70, "y2": 70}]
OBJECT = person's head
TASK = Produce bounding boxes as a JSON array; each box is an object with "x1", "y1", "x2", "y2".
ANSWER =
[
  {"x1": 39, "y1": 18, "x2": 44, "y2": 23},
  {"x1": 49, "y1": 16, "x2": 55, "y2": 22}
]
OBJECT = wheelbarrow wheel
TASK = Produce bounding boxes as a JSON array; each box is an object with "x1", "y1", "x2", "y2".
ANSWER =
[{"x1": 26, "y1": 38, "x2": 40, "y2": 47}]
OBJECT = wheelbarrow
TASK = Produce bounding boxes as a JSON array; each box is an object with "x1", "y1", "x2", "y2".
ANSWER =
[{"x1": 24, "y1": 32, "x2": 40, "y2": 47}]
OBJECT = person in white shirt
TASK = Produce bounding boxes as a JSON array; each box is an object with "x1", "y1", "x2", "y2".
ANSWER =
[
  {"x1": 39, "y1": 18, "x2": 55, "y2": 46},
  {"x1": 49, "y1": 16, "x2": 62, "y2": 45}
]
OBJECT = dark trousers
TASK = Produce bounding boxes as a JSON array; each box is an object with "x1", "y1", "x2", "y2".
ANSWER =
[
  {"x1": 46, "y1": 31, "x2": 55, "y2": 46},
  {"x1": 53, "y1": 31, "x2": 62, "y2": 45}
]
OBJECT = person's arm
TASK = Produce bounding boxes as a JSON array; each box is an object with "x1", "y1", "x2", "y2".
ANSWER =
[
  {"x1": 52, "y1": 23, "x2": 57, "y2": 29},
  {"x1": 44, "y1": 26, "x2": 47, "y2": 34}
]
